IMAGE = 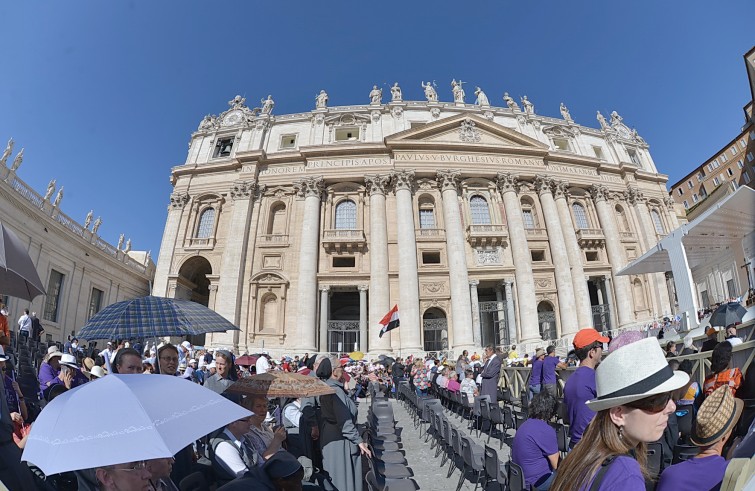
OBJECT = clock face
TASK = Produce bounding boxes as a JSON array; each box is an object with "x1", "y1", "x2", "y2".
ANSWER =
[
  {"x1": 222, "y1": 110, "x2": 243, "y2": 126},
  {"x1": 618, "y1": 126, "x2": 631, "y2": 139}
]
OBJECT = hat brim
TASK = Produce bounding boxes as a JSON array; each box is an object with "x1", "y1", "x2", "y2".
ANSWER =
[
  {"x1": 690, "y1": 397, "x2": 744, "y2": 446},
  {"x1": 48, "y1": 352, "x2": 62, "y2": 359},
  {"x1": 586, "y1": 370, "x2": 690, "y2": 412},
  {"x1": 60, "y1": 361, "x2": 78, "y2": 369}
]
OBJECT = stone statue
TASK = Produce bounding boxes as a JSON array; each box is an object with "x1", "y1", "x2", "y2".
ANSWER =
[
  {"x1": 390, "y1": 83, "x2": 402, "y2": 102},
  {"x1": 521, "y1": 96, "x2": 534, "y2": 114},
  {"x1": 92, "y1": 217, "x2": 102, "y2": 234},
  {"x1": 199, "y1": 114, "x2": 217, "y2": 131},
  {"x1": 228, "y1": 95, "x2": 246, "y2": 108},
  {"x1": 369, "y1": 85, "x2": 382, "y2": 104},
  {"x1": 53, "y1": 187, "x2": 64, "y2": 207},
  {"x1": 10, "y1": 148, "x2": 23, "y2": 172},
  {"x1": 596, "y1": 111, "x2": 609, "y2": 130},
  {"x1": 560, "y1": 103, "x2": 573, "y2": 122},
  {"x1": 124, "y1": 239, "x2": 132, "y2": 253},
  {"x1": 0, "y1": 138, "x2": 13, "y2": 167},
  {"x1": 260, "y1": 95, "x2": 275, "y2": 114},
  {"x1": 84, "y1": 210, "x2": 93, "y2": 229},
  {"x1": 145, "y1": 250, "x2": 151, "y2": 265},
  {"x1": 503, "y1": 92, "x2": 519, "y2": 111},
  {"x1": 610, "y1": 110, "x2": 623, "y2": 126},
  {"x1": 117, "y1": 234, "x2": 124, "y2": 250},
  {"x1": 315, "y1": 90, "x2": 328, "y2": 109},
  {"x1": 474, "y1": 87, "x2": 489, "y2": 107},
  {"x1": 421, "y1": 81, "x2": 438, "y2": 102},
  {"x1": 631, "y1": 129, "x2": 646, "y2": 144},
  {"x1": 43, "y1": 179, "x2": 56, "y2": 201},
  {"x1": 451, "y1": 79, "x2": 465, "y2": 103}
]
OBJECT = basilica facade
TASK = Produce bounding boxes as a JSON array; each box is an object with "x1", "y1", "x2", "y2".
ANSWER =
[{"x1": 153, "y1": 89, "x2": 678, "y2": 355}]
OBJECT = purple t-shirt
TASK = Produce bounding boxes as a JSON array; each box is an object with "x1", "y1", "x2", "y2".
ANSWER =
[
  {"x1": 529, "y1": 358, "x2": 544, "y2": 387},
  {"x1": 581, "y1": 456, "x2": 645, "y2": 491},
  {"x1": 511, "y1": 418, "x2": 557, "y2": 487},
  {"x1": 542, "y1": 356, "x2": 560, "y2": 385},
  {"x1": 563, "y1": 365, "x2": 596, "y2": 445},
  {"x1": 656, "y1": 455, "x2": 727, "y2": 491}
]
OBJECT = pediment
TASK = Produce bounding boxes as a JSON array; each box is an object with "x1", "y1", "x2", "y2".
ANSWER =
[{"x1": 386, "y1": 114, "x2": 548, "y2": 150}]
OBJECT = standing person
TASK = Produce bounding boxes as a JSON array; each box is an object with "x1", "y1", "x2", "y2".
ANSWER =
[
  {"x1": 0, "y1": 305, "x2": 10, "y2": 349},
  {"x1": 656, "y1": 385, "x2": 744, "y2": 491},
  {"x1": 411, "y1": 359, "x2": 429, "y2": 396},
  {"x1": 562, "y1": 328, "x2": 608, "y2": 449},
  {"x1": 319, "y1": 357, "x2": 370, "y2": 491},
  {"x1": 30, "y1": 312, "x2": 43, "y2": 343},
  {"x1": 480, "y1": 345, "x2": 502, "y2": 401},
  {"x1": 204, "y1": 350, "x2": 239, "y2": 399},
  {"x1": 550, "y1": 338, "x2": 689, "y2": 491},
  {"x1": 17, "y1": 309, "x2": 31, "y2": 345},
  {"x1": 529, "y1": 348, "x2": 545, "y2": 400},
  {"x1": 542, "y1": 346, "x2": 567, "y2": 397},
  {"x1": 512, "y1": 391, "x2": 560, "y2": 490},
  {"x1": 99, "y1": 341, "x2": 114, "y2": 373},
  {"x1": 256, "y1": 351, "x2": 271, "y2": 375},
  {"x1": 455, "y1": 350, "x2": 470, "y2": 378},
  {"x1": 0, "y1": 346, "x2": 28, "y2": 431},
  {"x1": 703, "y1": 342, "x2": 743, "y2": 397},
  {"x1": 390, "y1": 357, "x2": 405, "y2": 398}
]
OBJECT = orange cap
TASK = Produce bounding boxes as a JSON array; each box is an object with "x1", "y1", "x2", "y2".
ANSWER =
[{"x1": 573, "y1": 328, "x2": 610, "y2": 349}]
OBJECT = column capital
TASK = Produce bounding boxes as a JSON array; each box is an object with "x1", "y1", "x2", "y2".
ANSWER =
[
  {"x1": 295, "y1": 176, "x2": 324, "y2": 199},
  {"x1": 169, "y1": 192, "x2": 189, "y2": 209},
  {"x1": 552, "y1": 180, "x2": 570, "y2": 200},
  {"x1": 230, "y1": 179, "x2": 258, "y2": 200},
  {"x1": 436, "y1": 169, "x2": 462, "y2": 193},
  {"x1": 358, "y1": 284, "x2": 369, "y2": 292},
  {"x1": 663, "y1": 196, "x2": 676, "y2": 210},
  {"x1": 391, "y1": 169, "x2": 416, "y2": 193},
  {"x1": 469, "y1": 279, "x2": 480, "y2": 287},
  {"x1": 624, "y1": 186, "x2": 646, "y2": 206},
  {"x1": 589, "y1": 184, "x2": 610, "y2": 203},
  {"x1": 364, "y1": 174, "x2": 391, "y2": 196},
  {"x1": 533, "y1": 175, "x2": 555, "y2": 196},
  {"x1": 319, "y1": 285, "x2": 331, "y2": 293},
  {"x1": 495, "y1": 172, "x2": 520, "y2": 195}
]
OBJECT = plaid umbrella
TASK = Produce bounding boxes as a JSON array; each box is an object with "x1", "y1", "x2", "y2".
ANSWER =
[
  {"x1": 708, "y1": 302, "x2": 748, "y2": 328},
  {"x1": 226, "y1": 371, "x2": 336, "y2": 398},
  {"x1": 77, "y1": 295, "x2": 239, "y2": 340}
]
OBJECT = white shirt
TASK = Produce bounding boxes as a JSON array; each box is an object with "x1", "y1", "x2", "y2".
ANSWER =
[
  {"x1": 726, "y1": 337, "x2": 743, "y2": 347},
  {"x1": 255, "y1": 356, "x2": 270, "y2": 374},
  {"x1": 283, "y1": 400, "x2": 302, "y2": 428},
  {"x1": 214, "y1": 429, "x2": 249, "y2": 478},
  {"x1": 18, "y1": 314, "x2": 31, "y2": 332}
]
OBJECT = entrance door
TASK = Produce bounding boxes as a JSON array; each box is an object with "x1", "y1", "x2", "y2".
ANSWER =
[
  {"x1": 327, "y1": 291, "x2": 360, "y2": 354},
  {"x1": 422, "y1": 308, "x2": 448, "y2": 353},
  {"x1": 537, "y1": 302, "x2": 557, "y2": 341}
]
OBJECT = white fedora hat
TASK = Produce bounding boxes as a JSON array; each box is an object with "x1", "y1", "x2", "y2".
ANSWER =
[
  {"x1": 84, "y1": 365, "x2": 107, "y2": 379},
  {"x1": 587, "y1": 337, "x2": 689, "y2": 412},
  {"x1": 60, "y1": 353, "x2": 78, "y2": 368}
]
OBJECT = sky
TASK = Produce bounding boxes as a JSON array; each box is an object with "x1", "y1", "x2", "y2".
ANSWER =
[{"x1": 0, "y1": 1, "x2": 753, "y2": 258}]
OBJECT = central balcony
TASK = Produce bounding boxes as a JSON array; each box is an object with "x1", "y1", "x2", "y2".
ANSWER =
[
  {"x1": 258, "y1": 234, "x2": 289, "y2": 247},
  {"x1": 524, "y1": 227, "x2": 548, "y2": 240},
  {"x1": 322, "y1": 229, "x2": 366, "y2": 253},
  {"x1": 415, "y1": 228, "x2": 446, "y2": 242},
  {"x1": 466, "y1": 224, "x2": 508, "y2": 247},
  {"x1": 576, "y1": 228, "x2": 606, "y2": 248}
]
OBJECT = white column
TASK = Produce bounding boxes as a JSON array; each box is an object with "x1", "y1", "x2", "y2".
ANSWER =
[
  {"x1": 392, "y1": 170, "x2": 422, "y2": 351},
  {"x1": 535, "y1": 176, "x2": 579, "y2": 336},
  {"x1": 497, "y1": 173, "x2": 540, "y2": 342},
  {"x1": 590, "y1": 185, "x2": 633, "y2": 326},
  {"x1": 469, "y1": 280, "x2": 481, "y2": 347},
  {"x1": 295, "y1": 176, "x2": 324, "y2": 351},
  {"x1": 602, "y1": 276, "x2": 619, "y2": 330},
  {"x1": 437, "y1": 170, "x2": 475, "y2": 351},
  {"x1": 152, "y1": 192, "x2": 189, "y2": 297},
  {"x1": 504, "y1": 279, "x2": 517, "y2": 345},
  {"x1": 359, "y1": 285, "x2": 368, "y2": 352},
  {"x1": 365, "y1": 175, "x2": 392, "y2": 352},
  {"x1": 663, "y1": 197, "x2": 680, "y2": 230},
  {"x1": 319, "y1": 286, "x2": 330, "y2": 352},
  {"x1": 553, "y1": 181, "x2": 593, "y2": 328}
]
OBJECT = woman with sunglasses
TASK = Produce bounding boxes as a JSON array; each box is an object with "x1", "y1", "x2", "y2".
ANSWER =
[
  {"x1": 551, "y1": 337, "x2": 689, "y2": 491},
  {"x1": 93, "y1": 460, "x2": 152, "y2": 491}
]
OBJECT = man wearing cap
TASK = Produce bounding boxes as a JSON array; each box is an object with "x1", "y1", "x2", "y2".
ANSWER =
[
  {"x1": 562, "y1": 327, "x2": 609, "y2": 448},
  {"x1": 178, "y1": 340, "x2": 192, "y2": 365},
  {"x1": 256, "y1": 351, "x2": 271, "y2": 375},
  {"x1": 100, "y1": 341, "x2": 114, "y2": 373},
  {"x1": 528, "y1": 348, "x2": 546, "y2": 401},
  {"x1": 656, "y1": 385, "x2": 743, "y2": 491}
]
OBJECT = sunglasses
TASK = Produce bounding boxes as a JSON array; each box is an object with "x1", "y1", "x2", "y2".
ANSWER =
[
  {"x1": 113, "y1": 461, "x2": 147, "y2": 472},
  {"x1": 625, "y1": 392, "x2": 672, "y2": 414}
]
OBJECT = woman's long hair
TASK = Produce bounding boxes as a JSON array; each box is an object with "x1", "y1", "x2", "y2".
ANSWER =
[{"x1": 550, "y1": 411, "x2": 649, "y2": 491}]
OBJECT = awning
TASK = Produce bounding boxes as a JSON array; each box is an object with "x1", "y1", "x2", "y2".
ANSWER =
[{"x1": 619, "y1": 186, "x2": 755, "y2": 276}]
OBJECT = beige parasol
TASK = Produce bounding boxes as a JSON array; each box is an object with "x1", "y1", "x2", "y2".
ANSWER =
[{"x1": 226, "y1": 371, "x2": 336, "y2": 398}]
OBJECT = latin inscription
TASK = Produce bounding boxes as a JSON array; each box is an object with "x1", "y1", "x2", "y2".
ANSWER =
[
  {"x1": 307, "y1": 158, "x2": 390, "y2": 169},
  {"x1": 395, "y1": 153, "x2": 541, "y2": 167},
  {"x1": 259, "y1": 165, "x2": 304, "y2": 176}
]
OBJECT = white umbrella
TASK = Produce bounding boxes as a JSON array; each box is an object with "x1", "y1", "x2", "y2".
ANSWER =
[{"x1": 22, "y1": 374, "x2": 251, "y2": 475}]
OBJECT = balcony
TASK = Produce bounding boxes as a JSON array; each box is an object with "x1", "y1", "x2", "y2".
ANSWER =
[
  {"x1": 258, "y1": 234, "x2": 289, "y2": 247},
  {"x1": 415, "y1": 228, "x2": 446, "y2": 242},
  {"x1": 186, "y1": 237, "x2": 216, "y2": 249},
  {"x1": 619, "y1": 231, "x2": 637, "y2": 243},
  {"x1": 576, "y1": 228, "x2": 606, "y2": 248},
  {"x1": 466, "y1": 224, "x2": 508, "y2": 247},
  {"x1": 524, "y1": 227, "x2": 548, "y2": 240},
  {"x1": 322, "y1": 229, "x2": 366, "y2": 253}
]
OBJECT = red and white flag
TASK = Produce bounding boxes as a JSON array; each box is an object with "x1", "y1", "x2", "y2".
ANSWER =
[{"x1": 378, "y1": 305, "x2": 400, "y2": 338}]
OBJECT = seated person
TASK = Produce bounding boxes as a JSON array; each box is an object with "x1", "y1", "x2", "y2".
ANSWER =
[
  {"x1": 91, "y1": 461, "x2": 152, "y2": 491},
  {"x1": 244, "y1": 396, "x2": 288, "y2": 466},
  {"x1": 210, "y1": 416, "x2": 256, "y2": 481},
  {"x1": 657, "y1": 385, "x2": 743, "y2": 491},
  {"x1": 446, "y1": 372, "x2": 461, "y2": 393},
  {"x1": 512, "y1": 391, "x2": 559, "y2": 490},
  {"x1": 460, "y1": 369, "x2": 478, "y2": 404},
  {"x1": 146, "y1": 458, "x2": 179, "y2": 491}
]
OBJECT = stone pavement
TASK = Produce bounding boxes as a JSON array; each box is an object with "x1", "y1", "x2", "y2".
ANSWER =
[{"x1": 358, "y1": 395, "x2": 513, "y2": 491}]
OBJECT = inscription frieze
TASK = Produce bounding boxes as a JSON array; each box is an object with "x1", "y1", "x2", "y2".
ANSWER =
[
  {"x1": 259, "y1": 165, "x2": 305, "y2": 176},
  {"x1": 395, "y1": 153, "x2": 542, "y2": 167},
  {"x1": 307, "y1": 158, "x2": 390, "y2": 169}
]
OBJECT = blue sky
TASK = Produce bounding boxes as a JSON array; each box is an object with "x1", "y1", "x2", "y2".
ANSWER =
[{"x1": 1, "y1": 1, "x2": 753, "y2": 257}]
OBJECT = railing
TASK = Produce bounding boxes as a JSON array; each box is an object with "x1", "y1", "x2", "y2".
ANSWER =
[
  {"x1": 327, "y1": 320, "x2": 360, "y2": 331},
  {"x1": 323, "y1": 229, "x2": 365, "y2": 240},
  {"x1": 55, "y1": 211, "x2": 87, "y2": 239},
  {"x1": 187, "y1": 237, "x2": 215, "y2": 248},
  {"x1": 415, "y1": 228, "x2": 445, "y2": 240},
  {"x1": 94, "y1": 237, "x2": 119, "y2": 257},
  {"x1": 524, "y1": 227, "x2": 548, "y2": 238},
  {"x1": 10, "y1": 178, "x2": 45, "y2": 208},
  {"x1": 259, "y1": 234, "x2": 289, "y2": 244},
  {"x1": 576, "y1": 228, "x2": 604, "y2": 237},
  {"x1": 479, "y1": 301, "x2": 506, "y2": 313},
  {"x1": 468, "y1": 224, "x2": 508, "y2": 234}
]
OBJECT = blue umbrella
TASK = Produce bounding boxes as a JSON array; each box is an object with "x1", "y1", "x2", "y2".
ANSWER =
[
  {"x1": 708, "y1": 302, "x2": 748, "y2": 328},
  {"x1": 77, "y1": 295, "x2": 239, "y2": 340}
]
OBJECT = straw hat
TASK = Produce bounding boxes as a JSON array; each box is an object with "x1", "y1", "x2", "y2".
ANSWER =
[
  {"x1": 82, "y1": 357, "x2": 95, "y2": 372},
  {"x1": 83, "y1": 365, "x2": 107, "y2": 379},
  {"x1": 534, "y1": 348, "x2": 545, "y2": 358},
  {"x1": 586, "y1": 337, "x2": 689, "y2": 412},
  {"x1": 47, "y1": 346, "x2": 62, "y2": 359},
  {"x1": 691, "y1": 385, "x2": 744, "y2": 446}
]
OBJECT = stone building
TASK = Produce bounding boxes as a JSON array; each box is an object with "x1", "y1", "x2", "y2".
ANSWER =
[
  {"x1": 153, "y1": 88, "x2": 676, "y2": 355},
  {"x1": 0, "y1": 145, "x2": 154, "y2": 343}
]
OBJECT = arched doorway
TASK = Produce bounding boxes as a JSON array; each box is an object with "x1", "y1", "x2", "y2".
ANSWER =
[
  {"x1": 177, "y1": 256, "x2": 212, "y2": 345},
  {"x1": 423, "y1": 308, "x2": 448, "y2": 353},
  {"x1": 537, "y1": 301, "x2": 557, "y2": 341}
]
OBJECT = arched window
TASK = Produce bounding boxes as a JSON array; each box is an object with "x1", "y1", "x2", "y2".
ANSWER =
[
  {"x1": 335, "y1": 200, "x2": 357, "y2": 229},
  {"x1": 651, "y1": 209, "x2": 665, "y2": 235},
  {"x1": 267, "y1": 203, "x2": 287, "y2": 235},
  {"x1": 196, "y1": 208, "x2": 215, "y2": 238},
  {"x1": 615, "y1": 205, "x2": 630, "y2": 232},
  {"x1": 418, "y1": 197, "x2": 436, "y2": 229},
  {"x1": 469, "y1": 196, "x2": 491, "y2": 225},
  {"x1": 572, "y1": 203, "x2": 589, "y2": 229},
  {"x1": 521, "y1": 197, "x2": 538, "y2": 229}
]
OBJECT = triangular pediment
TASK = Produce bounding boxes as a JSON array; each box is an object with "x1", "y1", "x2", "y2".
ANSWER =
[{"x1": 385, "y1": 113, "x2": 548, "y2": 151}]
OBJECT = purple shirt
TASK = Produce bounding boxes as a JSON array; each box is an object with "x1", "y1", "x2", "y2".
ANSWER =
[
  {"x1": 563, "y1": 365, "x2": 596, "y2": 445},
  {"x1": 512, "y1": 418, "x2": 557, "y2": 487},
  {"x1": 656, "y1": 455, "x2": 727, "y2": 491},
  {"x1": 529, "y1": 358, "x2": 544, "y2": 387},
  {"x1": 542, "y1": 356, "x2": 561, "y2": 385},
  {"x1": 581, "y1": 456, "x2": 645, "y2": 491},
  {"x1": 38, "y1": 362, "x2": 60, "y2": 393}
]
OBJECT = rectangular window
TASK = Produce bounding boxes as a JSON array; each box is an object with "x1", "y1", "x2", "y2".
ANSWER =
[
  {"x1": 747, "y1": 152, "x2": 754, "y2": 162},
  {"x1": 332, "y1": 257, "x2": 356, "y2": 268},
  {"x1": 727, "y1": 168, "x2": 734, "y2": 176},
  {"x1": 522, "y1": 210, "x2": 535, "y2": 229},
  {"x1": 687, "y1": 180, "x2": 693, "y2": 189},
  {"x1": 592, "y1": 146, "x2": 605, "y2": 160},
  {"x1": 732, "y1": 180, "x2": 738, "y2": 189},
  {"x1": 721, "y1": 153, "x2": 728, "y2": 163},
  {"x1": 683, "y1": 200, "x2": 689, "y2": 209},
  {"x1": 553, "y1": 138, "x2": 570, "y2": 151},
  {"x1": 419, "y1": 209, "x2": 436, "y2": 229},
  {"x1": 750, "y1": 130, "x2": 755, "y2": 140},
  {"x1": 279, "y1": 134, "x2": 297, "y2": 150},
  {"x1": 696, "y1": 172, "x2": 704, "y2": 182},
  {"x1": 712, "y1": 159, "x2": 719, "y2": 168},
  {"x1": 677, "y1": 188, "x2": 684, "y2": 196},
  {"x1": 43, "y1": 269, "x2": 65, "y2": 322},
  {"x1": 212, "y1": 137, "x2": 234, "y2": 158},
  {"x1": 627, "y1": 148, "x2": 641, "y2": 166},
  {"x1": 731, "y1": 146, "x2": 738, "y2": 156},
  {"x1": 530, "y1": 250, "x2": 546, "y2": 262},
  {"x1": 335, "y1": 127, "x2": 360, "y2": 142},
  {"x1": 740, "y1": 139, "x2": 747, "y2": 149},
  {"x1": 738, "y1": 160, "x2": 744, "y2": 169},
  {"x1": 744, "y1": 171, "x2": 751, "y2": 184},
  {"x1": 720, "y1": 173, "x2": 726, "y2": 182},
  {"x1": 422, "y1": 251, "x2": 441, "y2": 265},
  {"x1": 707, "y1": 164, "x2": 714, "y2": 172},
  {"x1": 699, "y1": 185, "x2": 707, "y2": 197},
  {"x1": 88, "y1": 288, "x2": 104, "y2": 320},
  {"x1": 692, "y1": 194, "x2": 699, "y2": 203},
  {"x1": 585, "y1": 251, "x2": 599, "y2": 262},
  {"x1": 713, "y1": 177, "x2": 720, "y2": 186}
]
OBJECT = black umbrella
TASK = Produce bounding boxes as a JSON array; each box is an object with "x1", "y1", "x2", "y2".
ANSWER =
[
  {"x1": 708, "y1": 302, "x2": 748, "y2": 328},
  {"x1": 0, "y1": 222, "x2": 46, "y2": 301},
  {"x1": 377, "y1": 356, "x2": 395, "y2": 367}
]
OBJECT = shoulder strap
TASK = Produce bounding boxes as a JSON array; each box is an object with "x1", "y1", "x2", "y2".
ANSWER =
[{"x1": 589, "y1": 455, "x2": 620, "y2": 491}]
